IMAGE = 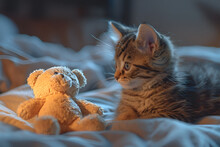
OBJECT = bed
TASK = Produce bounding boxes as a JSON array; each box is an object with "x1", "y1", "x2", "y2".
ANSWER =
[{"x1": 0, "y1": 15, "x2": 220, "y2": 147}]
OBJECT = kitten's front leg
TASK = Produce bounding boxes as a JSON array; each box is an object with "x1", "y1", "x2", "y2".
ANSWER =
[{"x1": 114, "y1": 105, "x2": 138, "y2": 121}]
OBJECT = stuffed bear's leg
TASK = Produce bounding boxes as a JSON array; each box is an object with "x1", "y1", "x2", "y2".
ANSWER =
[
  {"x1": 34, "y1": 116, "x2": 60, "y2": 135},
  {"x1": 69, "y1": 114, "x2": 105, "y2": 131}
]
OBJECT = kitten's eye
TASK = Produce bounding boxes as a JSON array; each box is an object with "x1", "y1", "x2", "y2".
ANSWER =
[
  {"x1": 54, "y1": 72, "x2": 58, "y2": 74},
  {"x1": 124, "y1": 62, "x2": 131, "y2": 71}
]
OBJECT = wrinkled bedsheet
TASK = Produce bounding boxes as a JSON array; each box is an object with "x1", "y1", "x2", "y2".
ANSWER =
[{"x1": 1, "y1": 15, "x2": 220, "y2": 147}]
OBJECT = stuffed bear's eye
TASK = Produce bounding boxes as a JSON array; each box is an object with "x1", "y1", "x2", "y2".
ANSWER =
[{"x1": 54, "y1": 72, "x2": 58, "y2": 74}]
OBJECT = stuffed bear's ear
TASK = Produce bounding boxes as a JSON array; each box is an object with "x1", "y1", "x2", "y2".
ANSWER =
[
  {"x1": 27, "y1": 69, "x2": 44, "y2": 88},
  {"x1": 72, "y1": 69, "x2": 87, "y2": 88}
]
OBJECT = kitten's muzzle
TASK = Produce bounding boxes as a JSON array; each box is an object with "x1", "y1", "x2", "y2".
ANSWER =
[
  {"x1": 114, "y1": 70, "x2": 120, "y2": 80},
  {"x1": 115, "y1": 74, "x2": 121, "y2": 81}
]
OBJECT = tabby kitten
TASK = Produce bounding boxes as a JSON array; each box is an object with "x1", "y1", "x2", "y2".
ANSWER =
[{"x1": 109, "y1": 21, "x2": 220, "y2": 123}]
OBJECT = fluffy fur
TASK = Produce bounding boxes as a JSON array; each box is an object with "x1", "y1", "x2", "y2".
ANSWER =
[{"x1": 110, "y1": 21, "x2": 220, "y2": 123}]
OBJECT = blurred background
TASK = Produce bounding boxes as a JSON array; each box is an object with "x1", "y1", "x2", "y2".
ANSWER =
[{"x1": 0, "y1": 0, "x2": 220, "y2": 51}]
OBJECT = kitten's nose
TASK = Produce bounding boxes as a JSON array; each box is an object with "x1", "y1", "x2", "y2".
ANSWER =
[
  {"x1": 114, "y1": 71, "x2": 120, "y2": 80},
  {"x1": 114, "y1": 75, "x2": 119, "y2": 80}
]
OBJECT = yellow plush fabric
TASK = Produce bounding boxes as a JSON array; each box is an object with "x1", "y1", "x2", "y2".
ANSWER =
[{"x1": 16, "y1": 66, "x2": 105, "y2": 135}]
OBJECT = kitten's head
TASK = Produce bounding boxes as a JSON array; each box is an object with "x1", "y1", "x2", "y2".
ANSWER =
[{"x1": 109, "y1": 21, "x2": 174, "y2": 89}]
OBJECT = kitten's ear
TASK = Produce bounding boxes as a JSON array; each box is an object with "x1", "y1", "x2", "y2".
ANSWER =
[
  {"x1": 108, "y1": 21, "x2": 125, "y2": 43},
  {"x1": 136, "y1": 24, "x2": 159, "y2": 55}
]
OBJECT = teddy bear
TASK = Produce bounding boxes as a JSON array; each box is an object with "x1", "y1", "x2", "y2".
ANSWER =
[{"x1": 17, "y1": 66, "x2": 105, "y2": 135}]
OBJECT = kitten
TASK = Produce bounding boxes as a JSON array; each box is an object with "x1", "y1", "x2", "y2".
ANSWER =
[{"x1": 109, "y1": 21, "x2": 220, "y2": 123}]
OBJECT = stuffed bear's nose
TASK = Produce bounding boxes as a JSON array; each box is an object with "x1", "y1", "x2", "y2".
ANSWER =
[{"x1": 60, "y1": 74, "x2": 64, "y2": 78}]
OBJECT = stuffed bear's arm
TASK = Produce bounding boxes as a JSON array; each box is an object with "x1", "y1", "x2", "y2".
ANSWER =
[
  {"x1": 17, "y1": 98, "x2": 45, "y2": 120},
  {"x1": 77, "y1": 99, "x2": 103, "y2": 116}
]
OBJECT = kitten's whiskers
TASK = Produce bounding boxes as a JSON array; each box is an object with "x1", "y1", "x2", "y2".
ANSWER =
[{"x1": 90, "y1": 34, "x2": 113, "y2": 48}]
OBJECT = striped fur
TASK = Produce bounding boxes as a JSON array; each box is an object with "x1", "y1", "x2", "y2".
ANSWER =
[{"x1": 111, "y1": 21, "x2": 220, "y2": 123}]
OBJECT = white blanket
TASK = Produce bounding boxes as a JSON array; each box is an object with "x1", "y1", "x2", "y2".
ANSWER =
[{"x1": 0, "y1": 15, "x2": 220, "y2": 147}]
